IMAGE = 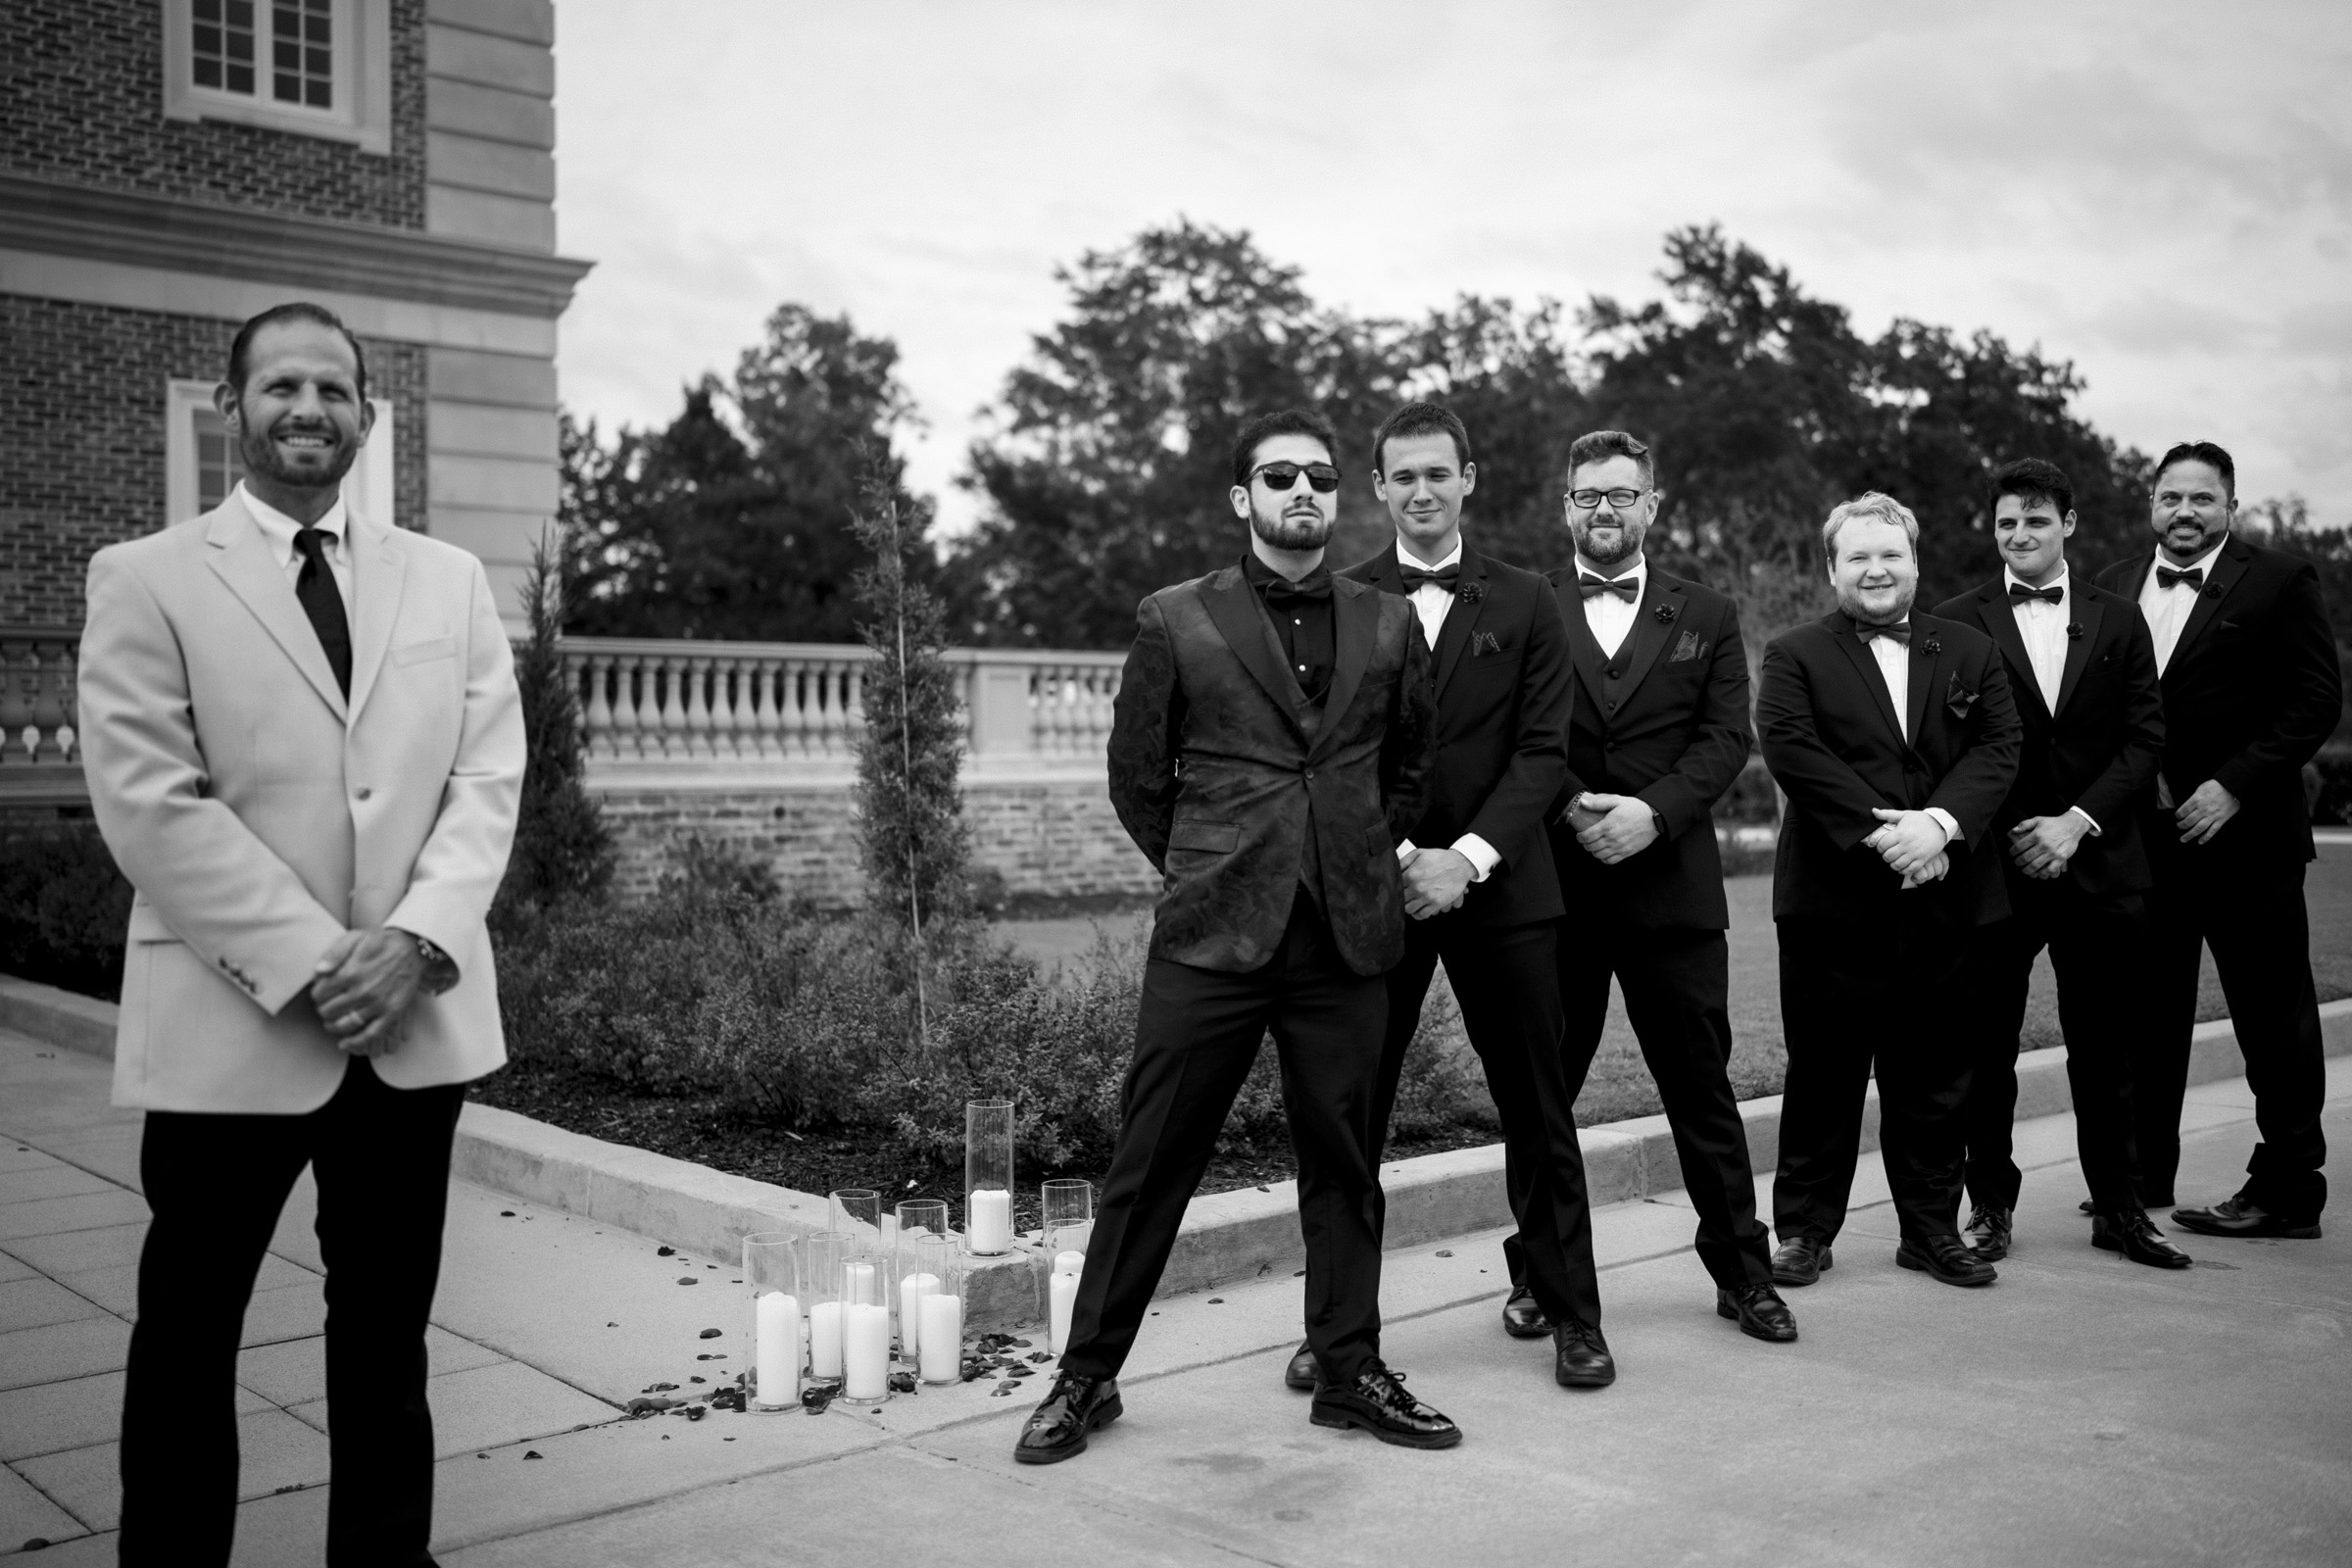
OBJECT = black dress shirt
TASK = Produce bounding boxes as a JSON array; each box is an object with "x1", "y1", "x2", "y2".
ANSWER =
[{"x1": 1243, "y1": 552, "x2": 1334, "y2": 703}]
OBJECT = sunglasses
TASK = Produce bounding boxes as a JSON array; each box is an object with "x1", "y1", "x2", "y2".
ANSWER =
[{"x1": 1252, "y1": 462, "x2": 1342, "y2": 493}]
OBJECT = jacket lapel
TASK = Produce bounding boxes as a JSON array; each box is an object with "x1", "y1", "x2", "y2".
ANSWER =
[
  {"x1": 1608, "y1": 571, "x2": 1681, "y2": 709},
  {"x1": 1430, "y1": 546, "x2": 1486, "y2": 699},
  {"x1": 1832, "y1": 618, "x2": 1906, "y2": 749},
  {"x1": 1312, "y1": 577, "x2": 1377, "y2": 761},
  {"x1": 344, "y1": 514, "x2": 407, "y2": 724},
  {"x1": 1973, "y1": 583, "x2": 2047, "y2": 724},
  {"x1": 2165, "y1": 536, "x2": 2249, "y2": 673},
  {"x1": 2051, "y1": 591, "x2": 2102, "y2": 718},
  {"x1": 1200, "y1": 567, "x2": 1309, "y2": 742},
  {"x1": 203, "y1": 496, "x2": 349, "y2": 721},
  {"x1": 1559, "y1": 580, "x2": 1610, "y2": 714}
]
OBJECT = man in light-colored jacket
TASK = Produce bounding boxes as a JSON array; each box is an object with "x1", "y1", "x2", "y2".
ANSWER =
[{"x1": 78, "y1": 301, "x2": 524, "y2": 1568}]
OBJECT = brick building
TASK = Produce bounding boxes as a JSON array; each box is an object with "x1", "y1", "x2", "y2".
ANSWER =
[{"x1": 2, "y1": 0, "x2": 590, "y2": 808}]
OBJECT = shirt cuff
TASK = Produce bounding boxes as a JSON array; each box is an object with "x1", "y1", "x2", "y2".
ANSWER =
[
  {"x1": 1396, "y1": 839, "x2": 1417, "y2": 863},
  {"x1": 1923, "y1": 807, "x2": 1961, "y2": 846},
  {"x1": 2067, "y1": 805, "x2": 2102, "y2": 837},
  {"x1": 1451, "y1": 834, "x2": 1500, "y2": 882}
]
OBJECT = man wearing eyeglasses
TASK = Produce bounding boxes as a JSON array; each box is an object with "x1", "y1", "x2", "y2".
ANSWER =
[
  {"x1": 1540, "y1": 430, "x2": 1794, "y2": 1346},
  {"x1": 1331, "y1": 402, "x2": 1606, "y2": 1392},
  {"x1": 2092, "y1": 442, "x2": 2340, "y2": 1241},
  {"x1": 1018, "y1": 409, "x2": 1448, "y2": 1465}
]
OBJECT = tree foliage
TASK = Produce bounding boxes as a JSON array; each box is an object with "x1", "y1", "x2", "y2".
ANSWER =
[{"x1": 492, "y1": 537, "x2": 615, "y2": 933}]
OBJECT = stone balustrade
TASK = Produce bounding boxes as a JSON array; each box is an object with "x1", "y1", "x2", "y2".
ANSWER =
[{"x1": 0, "y1": 626, "x2": 83, "y2": 807}]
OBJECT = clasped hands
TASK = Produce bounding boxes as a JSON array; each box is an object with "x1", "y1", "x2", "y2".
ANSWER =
[
  {"x1": 2173, "y1": 779, "x2": 2238, "y2": 846},
  {"x1": 308, "y1": 927, "x2": 428, "y2": 1057},
  {"x1": 1568, "y1": 792, "x2": 1661, "y2": 866},
  {"x1": 2008, "y1": 811, "x2": 2090, "y2": 880},
  {"x1": 1401, "y1": 846, "x2": 1474, "y2": 920},
  {"x1": 1864, "y1": 808, "x2": 1949, "y2": 891}
]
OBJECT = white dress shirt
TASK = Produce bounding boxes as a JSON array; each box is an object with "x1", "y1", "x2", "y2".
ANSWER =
[
  {"x1": 1577, "y1": 555, "x2": 1645, "y2": 658},
  {"x1": 2137, "y1": 536, "x2": 2225, "y2": 676},
  {"x1": 2004, "y1": 566, "x2": 2070, "y2": 713},
  {"x1": 239, "y1": 481, "x2": 355, "y2": 620},
  {"x1": 1392, "y1": 537, "x2": 1498, "y2": 882},
  {"x1": 1862, "y1": 620, "x2": 1961, "y2": 845}
]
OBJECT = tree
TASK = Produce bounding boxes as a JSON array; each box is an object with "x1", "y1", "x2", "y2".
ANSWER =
[
  {"x1": 560, "y1": 305, "x2": 924, "y2": 642},
  {"x1": 492, "y1": 536, "x2": 616, "y2": 933}
]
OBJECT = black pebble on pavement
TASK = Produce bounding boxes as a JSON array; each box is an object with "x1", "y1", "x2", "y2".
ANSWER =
[
  {"x1": 657, "y1": 1246, "x2": 674, "y2": 1256},
  {"x1": 699, "y1": 1328, "x2": 722, "y2": 1338}
]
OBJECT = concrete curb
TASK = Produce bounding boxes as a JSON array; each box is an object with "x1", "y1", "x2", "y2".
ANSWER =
[{"x1": 7, "y1": 972, "x2": 2346, "y2": 1331}]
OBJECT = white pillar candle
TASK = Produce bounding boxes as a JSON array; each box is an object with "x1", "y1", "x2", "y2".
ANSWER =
[
  {"x1": 1049, "y1": 1268, "x2": 1080, "y2": 1355},
  {"x1": 898, "y1": 1271, "x2": 939, "y2": 1356},
  {"x1": 808, "y1": 1299, "x2": 844, "y2": 1378},
  {"x1": 843, "y1": 1301, "x2": 891, "y2": 1399},
  {"x1": 918, "y1": 1292, "x2": 963, "y2": 1384},
  {"x1": 843, "y1": 1260, "x2": 878, "y2": 1305},
  {"x1": 754, "y1": 1291, "x2": 801, "y2": 1406},
  {"x1": 967, "y1": 1188, "x2": 1012, "y2": 1253},
  {"x1": 1054, "y1": 1250, "x2": 1085, "y2": 1276}
]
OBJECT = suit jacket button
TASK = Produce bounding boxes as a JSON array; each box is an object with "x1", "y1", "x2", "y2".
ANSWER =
[
  {"x1": 356, "y1": 786, "x2": 372, "y2": 801},
  {"x1": 1303, "y1": 769, "x2": 1316, "y2": 782}
]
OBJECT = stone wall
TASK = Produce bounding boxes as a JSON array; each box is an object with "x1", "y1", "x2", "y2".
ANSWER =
[{"x1": 594, "y1": 774, "x2": 1158, "y2": 907}]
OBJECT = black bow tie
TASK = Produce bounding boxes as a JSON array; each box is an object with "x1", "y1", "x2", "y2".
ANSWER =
[
  {"x1": 2008, "y1": 582, "x2": 2064, "y2": 606},
  {"x1": 1397, "y1": 562, "x2": 1460, "y2": 593},
  {"x1": 1579, "y1": 573, "x2": 1639, "y2": 603},
  {"x1": 1855, "y1": 620, "x2": 1911, "y2": 645},
  {"x1": 1260, "y1": 571, "x2": 1333, "y2": 606},
  {"x1": 2155, "y1": 565, "x2": 2204, "y2": 591}
]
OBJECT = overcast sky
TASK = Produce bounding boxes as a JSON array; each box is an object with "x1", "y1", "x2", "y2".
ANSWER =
[{"x1": 551, "y1": 0, "x2": 2352, "y2": 536}]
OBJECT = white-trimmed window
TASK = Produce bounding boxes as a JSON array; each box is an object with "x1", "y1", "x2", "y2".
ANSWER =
[
  {"x1": 166, "y1": 379, "x2": 396, "y2": 531},
  {"x1": 162, "y1": 0, "x2": 392, "y2": 154}
]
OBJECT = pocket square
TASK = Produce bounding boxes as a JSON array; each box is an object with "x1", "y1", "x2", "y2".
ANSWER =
[
  {"x1": 1669, "y1": 630, "x2": 1705, "y2": 663},
  {"x1": 1946, "y1": 671, "x2": 1978, "y2": 718},
  {"x1": 1471, "y1": 630, "x2": 1503, "y2": 656}
]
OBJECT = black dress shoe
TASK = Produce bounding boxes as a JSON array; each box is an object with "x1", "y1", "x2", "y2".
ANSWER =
[
  {"x1": 2171, "y1": 1194, "x2": 2322, "y2": 1240},
  {"x1": 1309, "y1": 1361, "x2": 1462, "y2": 1449},
  {"x1": 1283, "y1": 1339, "x2": 1318, "y2": 1392},
  {"x1": 1500, "y1": 1283, "x2": 1552, "y2": 1339},
  {"x1": 1553, "y1": 1318, "x2": 1617, "y2": 1388},
  {"x1": 1012, "y1": 1371, "x2": 1122, "y2": 1465},
  {"x1": 1963, "y1": 1204, "x2": 2013, "y2": 1261},
  {"x1": 1895, "y1": 1233, "x2": 1997, "y2": 1287},
  {"x1": 2091, "y1": 1209, "x2": 2194, "y2": 1269},
  {"x1": 1717, "y1": 1283, "x2": 1798, "y2": 1343},
  {"x1": 1770, "y1": 1237, "x2": 1833, "y2": 1287}
]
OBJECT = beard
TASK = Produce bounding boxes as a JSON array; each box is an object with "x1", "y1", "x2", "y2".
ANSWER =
[
  {"x1": 237, "y1": 410, "x2": 363, "y2": 491},
  {"x1": 1252, "y1": 498, "x2": 1334, "y2": 552},
  {"x1": 1836, "y1": 582, "x2": 1916, "y2": 625},
  {"x1": 1573, "y1": 516, "x2": 1644, "y2": 567}
]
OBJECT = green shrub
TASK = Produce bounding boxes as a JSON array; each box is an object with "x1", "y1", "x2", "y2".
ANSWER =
[
  {"x1": 0, "y1": 818, "x2": 132, "y2": 1002},
  {"x1": 2311, "y1": 747, "x2": 2352, "y2": 827}
]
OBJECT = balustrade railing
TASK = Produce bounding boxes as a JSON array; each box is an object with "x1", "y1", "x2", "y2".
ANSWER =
[{"x1": 0, "y1": 626, "x2": 80, "y2": 780}]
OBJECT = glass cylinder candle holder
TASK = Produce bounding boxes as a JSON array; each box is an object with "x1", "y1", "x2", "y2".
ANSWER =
[
  {"x1": 895, "y1": 1200, "x2": 949, "y2": 1356},
  {"x1": 1040, "y1": 1179, "x2": 1094, "y2": 1356},
  {"x1": 800, "y1": 1232, "x2": 848, "y2": 1384},
  {"x1": 743, "y1": 1232, "x2": 803, "y2": 1410},
  {"x1": 829, "y1": 1188, "x2": 884, "y2": 1243},
  {"x1": 837, "y1": 1238, "x2": 893, "y2": 1405},
  {"x1": 904, "y1": 1233, "x2": 966, "y2": 1385},
  {"x1": 964, "y1": 1099, "x2": 1015, "y2": 1256}
]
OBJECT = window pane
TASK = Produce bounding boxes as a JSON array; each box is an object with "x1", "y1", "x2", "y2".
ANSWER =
[
  {"x1": 266, "y1": 0, "x2": 334, "y2": 112},
  {"x1": 195, "y1": 0, "x2": 220, "y2": 18},
  {"x1": 226, "y1": 63, "x2": 253, "y2": 92},
  {"x1": 194, "y1": 415, "x2": 246, "y2": 514},
  {"x1": 193, "y1": 0, "x2": 257, "y2": 98}
]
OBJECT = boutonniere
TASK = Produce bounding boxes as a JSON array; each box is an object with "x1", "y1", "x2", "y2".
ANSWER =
[
  {"x1": 2066, "y1": 623, "x2": 2083, "y2": 641},
  {"x1": 1652, "y1": 601, "x2": 1677, "y2": 623},
  {"x1": 1945, "y1": 670, "x2": 1977, "y2": 717},
  {"x1": 1921, "y1": 634, "x2": 1941, "y2": 655},
  {"x1": 2203, "y1": 584, "x2": 2224, "y2": 599},
  {"x1": 1459, "y1": 580, "x2": 1486, "y2": 605}
]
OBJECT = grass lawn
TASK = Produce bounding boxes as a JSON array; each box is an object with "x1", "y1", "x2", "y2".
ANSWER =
[{"x1": 1002, "y1": 840, "x2": 2352, "y2": 1130}]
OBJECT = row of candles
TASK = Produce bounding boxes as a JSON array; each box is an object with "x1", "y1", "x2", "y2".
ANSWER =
[{"x1": 744, "y1": 1100, "x2": 1095, "y2": 1409}]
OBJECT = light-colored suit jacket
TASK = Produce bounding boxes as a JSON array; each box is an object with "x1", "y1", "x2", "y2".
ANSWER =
[{"x1": 78, "y1": 492, "x2": 526, "y2": 1112}]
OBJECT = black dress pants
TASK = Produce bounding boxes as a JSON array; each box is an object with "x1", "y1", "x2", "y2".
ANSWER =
[
  {"x1": 1773, "y1": 916, "x2": 1976, "y2": 1244},
  {"x1": 119, "y1": 1057, "x2": 466, "y2": 1568},
  {"x1": 1559, "y1": 927, "x2": 1774, "y2": 1290},
  {"x1": 1063, "y1": 894, "x2": 1388, "y2": 1385},
  {"x1": 1367, "y1": 913, "x2": 1600, "y2": 1331},
  {"x1": 1958, "y1": 882, "x2": 2147, "y2": 1215},
  {"x1": 2135, "y1": 847, "x2": 2328, "y2": 1221}
]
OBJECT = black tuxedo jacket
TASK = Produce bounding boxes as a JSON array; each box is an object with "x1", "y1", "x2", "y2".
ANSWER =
[
  {"x1": 1338, "y1": 541, "x2": 1573, "y2": 928},
  {"x1": 1106, "y1": 562, "x2": 1438, "y2": 976},
  {"x1": 1542, "y1": 566, "x2": 1751, "y2": 930},
  {"x1": 2095, "y1": 535, "x2": 2342, "y2": 877},
  {"x1": 1931, "y1": 575, "x2": 2164, "y2": 910},
  {"x1": 1758, "y1": 611, "x2": 2022, "y2": 928}
]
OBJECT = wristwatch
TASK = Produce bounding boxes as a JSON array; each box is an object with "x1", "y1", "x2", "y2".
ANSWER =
[{"x1": 402, "y1": 929, "x2": 459, "y2": 995}]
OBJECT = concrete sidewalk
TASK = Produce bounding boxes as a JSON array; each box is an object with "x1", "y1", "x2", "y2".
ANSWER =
[{"x1": 4, "y1": 1032, "x2": 2347, "y2": 1564}]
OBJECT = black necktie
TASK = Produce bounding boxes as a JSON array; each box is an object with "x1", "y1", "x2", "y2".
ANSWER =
[
  {"x1": 1855, "y1": 620, "x2": 1911, "y2": 645},
  {"x1": 1579, "y1": 573, "x2": 1638, "y2": 603},
  {"x1": 2155, "y1": 565, "x2": 2203, "y2": 592},
  {"x1": 1397, "y1": 563, "x2": 1460, "y2": 593},
  {"x1": 294, "y1": 526, "x2": 353, "y2": 698},
  {"x1": 2007, "y1": 582, "x2": 2064, "y2": 606},
  {"x1": 1260, "y1": 570, "x2": 1334, "y2": 607}
]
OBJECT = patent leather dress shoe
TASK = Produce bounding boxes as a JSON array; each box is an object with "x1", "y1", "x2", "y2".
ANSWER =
[
  {"x1": 1500, "y1": 1283, "x2": 1552, "y2": 1339},
  {"x1": 1553, "y1": 1318, "x2": 1617, "y2": 1388},
  {"x1": 1770, "y1": 1237, "x2": 1832, "y2": 1287},
  {"x1": 1283, "y1": 1339, "x2": 1318, "y2": 1392},
  {"x1": 1963, "y1": 1204, "x2": 2013, "y2": 1261},
  {"x1": 1717, "y1": 1283, "x2": 1798, "y2": 1343},
  {"x1": 2090, "y1": 1209, "x2": 2194, "y2": 1269},
  {"x1": 1309, "y1": 1362, "x2": 1462, "y2": 1449},
  {"x1": 1012, "y1": 1372, "x2": 1122, "y2": 1465},
  {"x1": 2171, "y1": 1194, "x2": 2322, "y2": 1240},
  {"x1": 1895, "y1": 1233, "x2": 1997, "y2": 1287}
]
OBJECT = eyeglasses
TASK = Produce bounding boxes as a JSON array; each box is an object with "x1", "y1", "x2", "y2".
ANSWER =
[
  {"x1": 1253, "y1": 462, "x2": 1342, "y2": 494},
  {"x1": 1568, "y1": 488, "x2": 1649, "y2": 512}
]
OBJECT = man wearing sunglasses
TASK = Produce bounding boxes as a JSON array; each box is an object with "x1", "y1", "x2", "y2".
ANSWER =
[
  {"x1": 1332, "y1": 402, "x2": 1610, "y2": 1393},
  {"x1": 1018, "y1": 409, "x2": 1446, "y2": 1465}
]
